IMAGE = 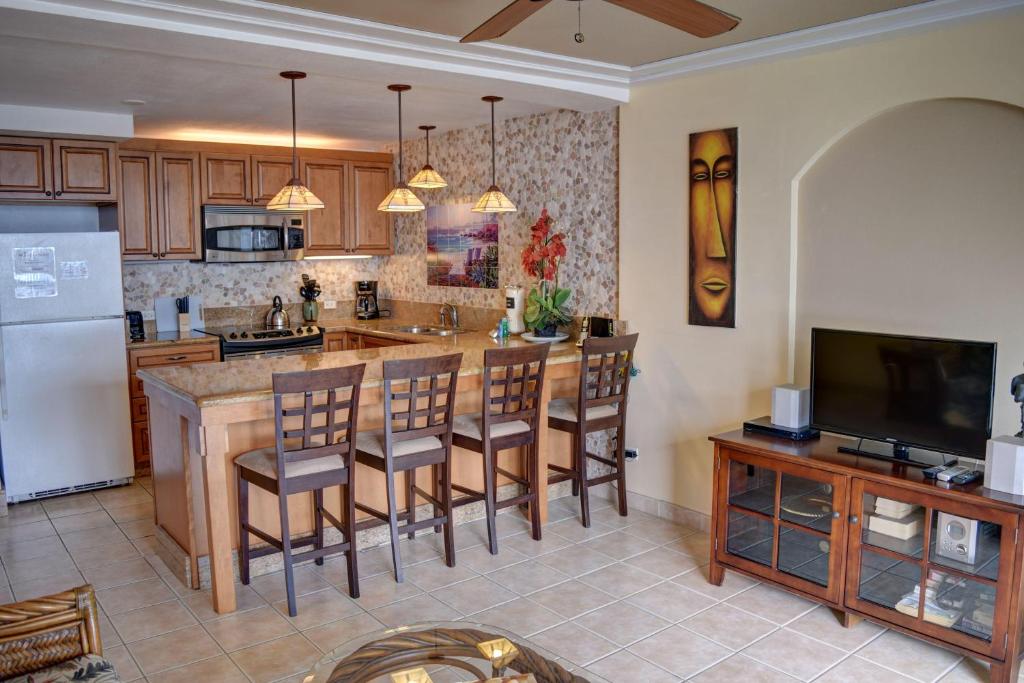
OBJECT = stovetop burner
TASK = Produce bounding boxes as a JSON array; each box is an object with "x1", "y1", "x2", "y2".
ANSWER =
[{"x1": 201, "y1": 324, "x2": 323, "y2": 351}]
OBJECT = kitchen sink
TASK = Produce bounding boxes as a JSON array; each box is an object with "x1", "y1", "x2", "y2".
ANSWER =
[{"x1": 386, "y1": 325, "x2": 473, "y2": 336}]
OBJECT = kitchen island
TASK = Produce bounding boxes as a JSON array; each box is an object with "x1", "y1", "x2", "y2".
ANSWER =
[{"x1": 138, "y1": 323, "x2": 582, "y2": 614}]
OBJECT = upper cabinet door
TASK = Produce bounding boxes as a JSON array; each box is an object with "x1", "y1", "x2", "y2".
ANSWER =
[
  {"x1": 200, "y1": 152, "x2": 251, "y2": 205},
  {"x1": 349, "y1": 163, "x2": 394, "y2": 255},
  {"x1": 301, "y1": 158, "x2": 349, "y2": 255},
  {"x1": 0, "y1": 137, "x2": 53, "y2": 199},
  {"x1": 251, "y1": 155, "x2": 295, "y2": 205},
  {"x1": 52, "y1": 140, "x2": 117, "y2": 201},
  {"x1": 157, "y1": 152, "x2": 202, "y2": 259},
  {"x1": 117, "y1": 152, "x2": 159, "y2": 260}
]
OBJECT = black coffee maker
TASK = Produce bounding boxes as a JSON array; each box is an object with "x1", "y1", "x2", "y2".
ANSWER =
[
  {"x1": 126, "y1": 310, "x2": 145, "y2": 342},
  {"x1": 355, "y1": 281, "x2": 380, "y2": 320}
]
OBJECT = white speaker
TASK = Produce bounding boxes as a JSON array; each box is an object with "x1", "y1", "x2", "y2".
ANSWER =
[
  {"x1": 984, "y1": 435, "x2": 1024, "y2": 496},
  {"x1": 771, "y1": 384, "x2": 810, "y2": 429}
]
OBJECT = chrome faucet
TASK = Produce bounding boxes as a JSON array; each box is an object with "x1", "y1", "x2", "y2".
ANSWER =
[{"x1": 439, "y1": 302, "x2": 459, "y2": 330}]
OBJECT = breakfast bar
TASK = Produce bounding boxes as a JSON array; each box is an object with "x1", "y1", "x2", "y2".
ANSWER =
[{"x1": 138, "y1": 327, "x2": 582, "y2": 614}]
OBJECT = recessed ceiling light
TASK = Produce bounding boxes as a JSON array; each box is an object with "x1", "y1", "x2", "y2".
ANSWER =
[{"x1": 121, "y1": 99, "x2": 146, "y2": 106}]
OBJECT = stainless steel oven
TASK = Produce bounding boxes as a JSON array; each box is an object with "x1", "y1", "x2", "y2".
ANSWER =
[{"x1": 202, "y1": 206, "x2": 305, "y2": 262}]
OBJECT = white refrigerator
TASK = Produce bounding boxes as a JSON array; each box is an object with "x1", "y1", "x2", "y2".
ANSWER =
[{"x1": 0, "y1": 232, "x2": 133, "y2": 501}]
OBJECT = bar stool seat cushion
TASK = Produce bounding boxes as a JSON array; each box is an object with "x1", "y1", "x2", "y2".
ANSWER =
[
  {"x1": 452, "y1": 413, "x2": 531, "y2": 442},
  {"x1": 355, "y1": 430, "x2": 443, "y2": 460},
  {"x1": 548, "y1": 398, "x2": 618, "y2": 423},
  {"x1": 235, "y1": 447, "x2": 346, "y2": 480}
]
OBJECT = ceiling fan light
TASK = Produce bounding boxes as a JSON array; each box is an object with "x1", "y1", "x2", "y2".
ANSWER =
[
  {"x1": 471, "y1": 185, "x2": 516, "y2": 213},
  {"x1": 267, "y1": 178, "x2": 324, "y2": 210},
  {"x1": 378, "y1": 182, "x2": 425, "y2": 213},
  {"x1": 408, "y1": 164, "x2": 448, "y2": 189}
]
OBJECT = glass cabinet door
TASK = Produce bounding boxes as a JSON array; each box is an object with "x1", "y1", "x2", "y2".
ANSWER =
[
  {"x1": 845, "y1": 479, "x2": 1015, "y2": 659},
  {"x1": 717, "y1": 451, "x2": 846, "y2": 602}
]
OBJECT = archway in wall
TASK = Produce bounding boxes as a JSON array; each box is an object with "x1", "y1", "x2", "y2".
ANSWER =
[{"x1": 791, "y1": 97, "x2": 1024, "y2": 438}]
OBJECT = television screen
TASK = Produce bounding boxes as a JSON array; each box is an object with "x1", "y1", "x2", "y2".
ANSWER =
[{"x1": 810, "y1": 329, "x2": 996, "y2": 458}]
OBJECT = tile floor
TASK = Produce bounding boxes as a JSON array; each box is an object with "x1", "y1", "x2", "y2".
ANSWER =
[{"x1": 0, "y1": 481, "x2": 1012, "y2": 682}]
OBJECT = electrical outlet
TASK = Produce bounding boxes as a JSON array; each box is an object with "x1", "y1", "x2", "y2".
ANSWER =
[
  {"x1": 625, "y1": 448, "x2": 639, "y2": 460},
  {"x1": 323, "y1": 300, "x2": 337, "y2": 310}
]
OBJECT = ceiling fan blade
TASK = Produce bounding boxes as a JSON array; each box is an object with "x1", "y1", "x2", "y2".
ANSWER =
[
  {"x1": 461, "y1": 0, "x2": 553, "y2": 43},
  {"x1": 604, "y1": 0, "x2": 739, "y2": 38}
]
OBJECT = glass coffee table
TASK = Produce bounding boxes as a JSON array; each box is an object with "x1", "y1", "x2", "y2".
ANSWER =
[{"x1": 304, "y1": 621, "x2": 587, "y2": 683}]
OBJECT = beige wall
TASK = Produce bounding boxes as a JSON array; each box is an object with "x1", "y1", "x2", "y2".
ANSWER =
[{"x1": 619, "y1": 10, "x2": 1024, "y2": 515}]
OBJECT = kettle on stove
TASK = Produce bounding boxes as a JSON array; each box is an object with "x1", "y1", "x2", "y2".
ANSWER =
[{"x1": 265, "y1": 295, "x2": 290, "y2": 330}]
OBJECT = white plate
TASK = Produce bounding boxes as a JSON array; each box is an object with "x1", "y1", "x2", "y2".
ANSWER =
[{"x1": 521, "y1": 332, "x2": 570, "y2": 344}]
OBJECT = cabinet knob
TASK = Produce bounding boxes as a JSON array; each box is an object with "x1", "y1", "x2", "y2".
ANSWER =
[
  {"x1": 850, "y1": 514, "x2": 860, "y2": 524},
  {"x1": 160, "y1": 252, "x2": 166, "y2": 258},
  {"x1": 55, "y1": 190, "x2": 63, "y2": 196},
  {"x1": 45, "y1": 190, "x2": 52, "y2": 197},
  {"x1": 151, "y1": 251, "x2": 158, "y2": 258},
  {"x1": 832, "y1": 511, "x2": 840, "y2": 519}
]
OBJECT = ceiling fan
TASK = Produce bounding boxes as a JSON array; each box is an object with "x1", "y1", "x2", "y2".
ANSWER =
[{"x1": 460, "y1": 0, "x2": 740, "y2": 44}]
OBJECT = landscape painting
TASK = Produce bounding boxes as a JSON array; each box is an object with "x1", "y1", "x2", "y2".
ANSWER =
[{"x1": 426, "y1": 203, "x2": 499, "y2": 289}]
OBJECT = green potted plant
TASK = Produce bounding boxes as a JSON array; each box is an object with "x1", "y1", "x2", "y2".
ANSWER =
[{"x1": 521, "y1": 209, "x2": 571, "y2": 337}]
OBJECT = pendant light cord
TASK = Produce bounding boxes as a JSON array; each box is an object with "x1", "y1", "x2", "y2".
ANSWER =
[
  {"x1": 397, "y1": 90, "x2": 404, "y2": 181},
  {"x1": 290, "y1": 77, "x2": 298, "y2": 179},
  {"x1": 425, "y1": 127, "x2": 431, "y2": 165},
  {"x1": 490, "y1": 99, "x2": 497, "y2": 187}
]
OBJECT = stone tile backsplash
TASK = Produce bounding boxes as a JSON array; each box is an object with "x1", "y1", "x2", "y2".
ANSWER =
[{"x1": 121, "y1": 107, "x2": 619, "y2": 318}]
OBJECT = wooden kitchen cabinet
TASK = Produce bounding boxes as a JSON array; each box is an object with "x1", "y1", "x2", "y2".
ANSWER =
[
  {"x1": 52, "y1": 139, "x2": 117, "y2": 201},
  {"x1": 251, "y1": 155, "x2": 294, "y2": 204},
  {"x1": 349, "y1": 163, "x2": 393, "y2": 254},
  {"x1": 118, "y1": 151, "x2": 201, "y2": 260},
  {"x1": 710, "y1": 432, "x2": 1024, "y2": 682},
  {"x1": 323, "y1": 331, "x2": 350, "y2": 352},
  {"x1": 322, "y1": 331, "x2": 409, "y2": 351},
  {"x1": 201, "y1": 152, "x2": 251, "y2": 204},
  {"x1": 0, "y1": 136, "x2": 116, "y2": 201},
  {"x1": 127, "y1": 342, "x2": 220, "y2": 467},
  {"x1": 0, "y1": 136, "x2": 52, "y2": 199},
  {"x1": 301, "y1": 158, "x2": 350, "y2": 255}
]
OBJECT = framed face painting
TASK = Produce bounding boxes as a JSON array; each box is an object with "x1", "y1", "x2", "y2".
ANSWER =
[{"x1": 688, "y1": 127, "x2": 737, "y2": 328}]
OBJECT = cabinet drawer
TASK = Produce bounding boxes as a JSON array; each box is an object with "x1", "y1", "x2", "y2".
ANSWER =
[
  {"x1": 131, "y1": 397, "x2": 148, "y2": 422},
  {"x1": 129, "y1": 344, "x2": 219, "y2": 373},
  {"x1": 131, "y1": 421, "x2": 150, "y2": 464},
  {"x1": 357, "y1": 334, "x2": 408, "y2": 349}
]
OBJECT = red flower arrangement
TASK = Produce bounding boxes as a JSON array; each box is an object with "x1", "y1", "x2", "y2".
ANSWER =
[{"x1": 520, "y1": 209, "x2": 571, "y2": 335}]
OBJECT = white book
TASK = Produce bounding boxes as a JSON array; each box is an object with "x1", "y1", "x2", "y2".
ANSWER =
[
  {"x1": 868, "y1": 513, "x2": 921, "y2": 540},
  {"x1": 874, "y1": 498, "x2": 919, "y2": 519}
]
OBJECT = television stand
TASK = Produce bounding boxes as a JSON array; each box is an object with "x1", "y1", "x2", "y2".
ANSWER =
[{"x1": 836, "y1": 438, "x2": 950, "y2": 468}]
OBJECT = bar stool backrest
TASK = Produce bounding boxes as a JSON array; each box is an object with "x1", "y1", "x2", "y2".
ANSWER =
[
  {"x1": 382, "y1": 353, "x2": 463, "y2": 446},
  {"x1": 482, "y1": 344, "x2": 550, "y2": 432},
  {"x1": 272, "y1": 364, "x2": 366, "y2": 478},
  {"x1": 579, "y1": 333, "x2": 639, "y2": 418}
]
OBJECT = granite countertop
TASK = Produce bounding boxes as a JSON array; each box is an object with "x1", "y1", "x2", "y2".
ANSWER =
[
  {"x1": 125, "y1": 321, "x2": 219, "y2": 349},
  {"x1": 137, "y1": 316, "x2": 580, "y2": 408}
]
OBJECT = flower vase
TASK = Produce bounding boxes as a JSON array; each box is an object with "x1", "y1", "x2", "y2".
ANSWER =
[
  {"x1": 302, "y1": 301, "x2": 319, "y2": 323},
  {"x1": 534, "y1": 323, "x2": 558, "y2": 338}
]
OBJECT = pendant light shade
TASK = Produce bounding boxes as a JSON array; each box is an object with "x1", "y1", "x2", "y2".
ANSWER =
[
  {"x1": 472, "y1": 95, "x2": 516, "y2": 214},
  {"x1": 409, "y1": 125, "x2": 447, "y2": 189},
  {"x1": 268, "y1": 71, "x2": 324, "y2": 211},
  {"x1": 380, "y1": 84, "x2": 425, "y2": 213}
]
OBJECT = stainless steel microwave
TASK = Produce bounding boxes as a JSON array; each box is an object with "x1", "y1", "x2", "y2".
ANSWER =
[{"x1": 202, "y1": 206, "x2": 305, "y2": 262}]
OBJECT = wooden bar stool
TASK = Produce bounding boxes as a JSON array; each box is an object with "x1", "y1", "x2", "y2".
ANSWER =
[
  {"x1": 354, "y1": 353, "x2": 462, "y2": 583},
  {"x1": 235, "y1": 364, "x2": 365, "y2": 617},
  {"x1": 451, "y1": 344, "x2": 550, "y2": 555},
  {"x1": 548, "y1": 333, "x2": 639, "y2": 527}
]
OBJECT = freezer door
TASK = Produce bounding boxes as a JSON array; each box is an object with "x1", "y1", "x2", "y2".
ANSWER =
[
  {"x1": 0, "y1": 317, "x2": 133, "y2": 499},
  {"x1": 0, "y1": 232, "x2": 125, "y2": 324}
]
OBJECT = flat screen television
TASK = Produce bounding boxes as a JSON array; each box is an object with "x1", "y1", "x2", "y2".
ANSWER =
[{"x1": 810, "y1": 328, "x2": 997, "y2": 460}]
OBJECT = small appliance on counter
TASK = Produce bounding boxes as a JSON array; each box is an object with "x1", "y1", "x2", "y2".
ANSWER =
[
  {"x1": 126, "y1": 310, "x2": 145, "y2": 342},
  {"x1": 505, "y1": 284, "x2": 525, "y2": 334},
  {"x1": 356, "y1": 281, "x2": 381, "y2": 320},
  {"x1": 576, "y1": 316, "x2": 615, "y2": 347}
]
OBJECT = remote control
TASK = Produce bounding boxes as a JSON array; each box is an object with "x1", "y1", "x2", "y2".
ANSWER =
[
  {"x1": 936, "y1": 465, "x2": 971, "y2": 482},
  {"x1": 950, "y1": 470, "x2": 982, "y2": 486},
  {"x1": 922, "y1": 465, "x2": 948, "y2": 479}
]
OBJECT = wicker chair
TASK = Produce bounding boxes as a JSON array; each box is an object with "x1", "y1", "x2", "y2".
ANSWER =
[{"x1": 0, "y1": 585, "x2": 120, "y2": 681}]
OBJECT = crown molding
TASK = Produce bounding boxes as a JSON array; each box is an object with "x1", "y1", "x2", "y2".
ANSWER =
[
  {"x1": 2, "y1": 0, "x2": 632, "y2": 102},
  {"x1": 631, "y1": 0, "x2": 1024, "y2": 84}
]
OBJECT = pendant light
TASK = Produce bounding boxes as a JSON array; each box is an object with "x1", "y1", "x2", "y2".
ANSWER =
[
  {"x1": 408, "y1": 125, "x2": 447, "y2": 189},
  {"x1": 267, "y1": 71, "x2": 324, "y2": 211},
  {"x1": 472, "y1": 95, "x2": 516, "y2": 213},
  {"x1": 378, "y1": 84, "x2": 425, "y2": 213}
]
